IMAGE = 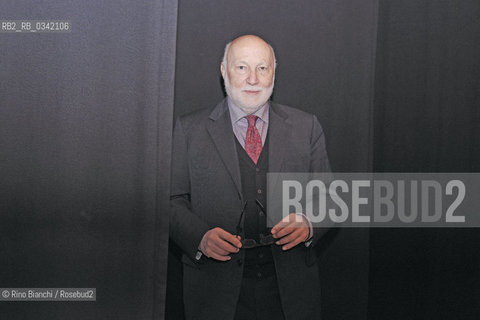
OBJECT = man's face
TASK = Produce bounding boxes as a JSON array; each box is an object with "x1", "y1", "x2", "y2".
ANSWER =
[{"x1": 221, "y1": 36, "x2": 275, "y2": 114}]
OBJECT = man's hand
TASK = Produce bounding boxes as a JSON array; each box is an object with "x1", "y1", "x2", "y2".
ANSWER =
[
  {"x1": 199, "y1": 227, "x2": 242, "y2": 261},
  {"x1": 271, "y1": 214, "x2": 310, "y2": 251}
]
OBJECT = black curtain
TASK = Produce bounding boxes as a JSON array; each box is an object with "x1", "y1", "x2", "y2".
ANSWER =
[
  {"x1": 369, "y1": 0, "x2": 480, "y2": 319},
  {"x1": 0, "y1": 1, "x2": 177, "y2": 319}
]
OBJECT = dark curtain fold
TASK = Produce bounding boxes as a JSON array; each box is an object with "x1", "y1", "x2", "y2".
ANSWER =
[
  {"x1": 370, "y1": 1, "x2": 480, "y2": 319},
  {"x1": 0, "y1": 1, "x2": 178, "y2": 319}
]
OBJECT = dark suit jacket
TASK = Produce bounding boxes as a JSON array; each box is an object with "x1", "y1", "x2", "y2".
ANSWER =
[{"x1": 170, "y1": 99, "x2": 331, "y2": 320}]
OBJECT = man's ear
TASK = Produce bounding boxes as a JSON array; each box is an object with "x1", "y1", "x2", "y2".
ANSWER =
[{"x1": 220, "y1": 63, "x2": 225, "y2": 80}]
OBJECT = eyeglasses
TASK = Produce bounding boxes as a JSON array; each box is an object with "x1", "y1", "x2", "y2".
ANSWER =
[{"x1": 236, "y1": 200, "x2": 276, "y2": 249}]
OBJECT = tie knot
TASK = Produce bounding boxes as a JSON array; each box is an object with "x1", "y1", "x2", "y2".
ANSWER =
[{"x1": 245, "y1": 115, "x2": 258, "y2": 127}]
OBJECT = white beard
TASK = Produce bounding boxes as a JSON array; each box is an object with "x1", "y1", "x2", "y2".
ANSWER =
[{"x1": 224, "y1": 73, "x2": 274, "y2": 114}]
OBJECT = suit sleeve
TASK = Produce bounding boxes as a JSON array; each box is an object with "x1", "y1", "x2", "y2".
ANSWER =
[
  {"x1": 307, "y1": 114, "x2": 334, "y2": 247},
  {"x1": 310, "y1": 115, "x2": 331, "y2": 173},
  {"x1": 170, "y1": 117, "x2": 211, "y2": 262}
]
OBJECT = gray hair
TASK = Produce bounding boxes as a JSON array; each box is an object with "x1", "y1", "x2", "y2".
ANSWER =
[{"x1": 221, "y1": 40, "x2": 277, "y2": 70}]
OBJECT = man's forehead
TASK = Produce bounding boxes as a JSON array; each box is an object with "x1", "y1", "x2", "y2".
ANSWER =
[{"x1": 227, "y1": 36, "x2": 274, "y2": 64}]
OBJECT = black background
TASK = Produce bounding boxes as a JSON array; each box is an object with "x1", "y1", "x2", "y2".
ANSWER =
[{"x1": 370, "y1": 1, "x2": 480, "y2": 319}]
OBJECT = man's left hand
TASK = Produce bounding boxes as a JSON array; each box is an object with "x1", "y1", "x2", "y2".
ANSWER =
[{"x1": 271, "y1": 213, "x2": 309, "y2": 251}]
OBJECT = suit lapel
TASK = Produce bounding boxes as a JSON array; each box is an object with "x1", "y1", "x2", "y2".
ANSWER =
[
  {"x1": 206, "y1": 100, "x2": 291, "y2": 200},
  {"x1": 268, "y1": 103, "x2": 291, "y2": 172},
  {"x1": 206, "y1": 100, "x2": 243, "y2": 199}
]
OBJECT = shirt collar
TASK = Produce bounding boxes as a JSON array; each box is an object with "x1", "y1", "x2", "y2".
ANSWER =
[{"x1": 227, "y1": 97, "x2": 269, "y2": 124}]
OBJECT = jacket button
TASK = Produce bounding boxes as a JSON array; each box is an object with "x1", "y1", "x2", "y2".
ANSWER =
[{"x1": 237, "y1": 260, "x2": 243, "y2": 266}]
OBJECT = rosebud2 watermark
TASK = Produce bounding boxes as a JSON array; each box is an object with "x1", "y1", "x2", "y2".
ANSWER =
[
  {"x1": 267, "y1": 173, "x2": 480, "y2": 227},
  {"x1": 0, "y1": 288, "x2": 95, "y2": 301}
]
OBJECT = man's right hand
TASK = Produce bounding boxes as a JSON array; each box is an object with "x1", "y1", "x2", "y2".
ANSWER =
[{"x1": 199, "y1": 227, "x2": 242, "y2": 261}]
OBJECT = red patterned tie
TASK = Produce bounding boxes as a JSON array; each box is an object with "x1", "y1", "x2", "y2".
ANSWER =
[{"x1": 245, "y1": 115, "x2": 263, "y2": 164}]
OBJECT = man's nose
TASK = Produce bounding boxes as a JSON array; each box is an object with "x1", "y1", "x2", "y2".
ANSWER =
[{"x1": 246, "y1": 70, "x2": 259, "y2": 85}]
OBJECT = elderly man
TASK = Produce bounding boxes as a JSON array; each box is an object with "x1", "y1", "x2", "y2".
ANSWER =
[{"x1": 170, "y1": 34, "x2": 330, "y2": 320}]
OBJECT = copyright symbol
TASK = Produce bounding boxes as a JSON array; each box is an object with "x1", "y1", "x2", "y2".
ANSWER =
[{"x1": 2, "y1": 290, "x2": 10, "y2": 298}]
